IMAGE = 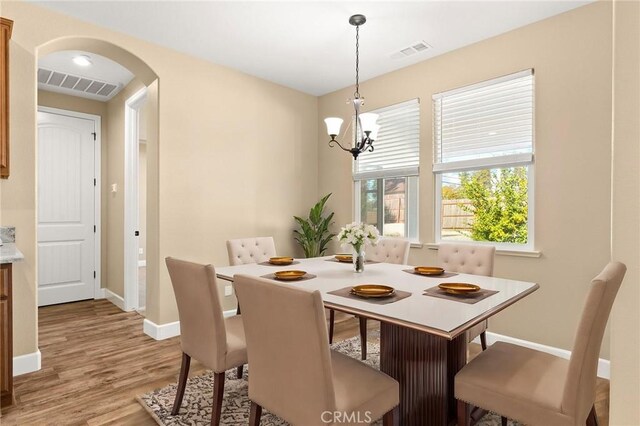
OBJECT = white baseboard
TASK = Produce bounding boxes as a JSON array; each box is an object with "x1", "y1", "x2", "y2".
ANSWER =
[
  {"x1": 14, "y1": 350, "x2": 41, "y2": 376},
  {"x1": 138, "y1": 260, "x2": 146, "y2": 267},
  {"x1": 105, "y1": 289, "x2": 126, "y2": 311},
  {"x1": 474, "y1": 331, "x2": 610, "y2": 379},
  {"x1": 143, "y1": 319, "x2": 180, "y2": 340},
  {"x1": 94, "y1": 287, "x2": 106, "y2": 299},
  {"x1": 143, "y1": 309, "x2": 237, "y2": 341}
]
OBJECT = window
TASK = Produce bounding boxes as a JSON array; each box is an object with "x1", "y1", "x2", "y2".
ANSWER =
[
  {"x1": 354, "y1": 99, "x2": 420, "y2": 240},
  {"x1": 433, "y1": 70, "x2": 534, "y2": 250}
]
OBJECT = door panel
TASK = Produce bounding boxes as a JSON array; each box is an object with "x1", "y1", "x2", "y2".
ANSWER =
[{"x1": 37, "y1": 111, "x2": 95, "y2": 306}]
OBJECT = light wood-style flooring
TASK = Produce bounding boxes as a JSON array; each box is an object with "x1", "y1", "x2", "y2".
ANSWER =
[{"x1": 1, "y1": 299, "x2": 609, "y2": 425}]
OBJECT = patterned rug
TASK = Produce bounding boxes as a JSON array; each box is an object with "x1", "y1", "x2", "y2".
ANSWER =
[{"x1": 137, "y1": 334, "x2": 515, "y2": 425}]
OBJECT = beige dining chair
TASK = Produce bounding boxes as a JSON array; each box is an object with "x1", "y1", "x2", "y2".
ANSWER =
[
  {"x1": 456, "y1": 261, "x2": 626, "y2": 426},
  {"x1": 234, "y1": 274, "x2": 399, "y2": 426},
  {"x1": 437, "y1": 242, "x2": 496, "y2": 350},
  {"x1": 328, "y1": 237, "x2": 411, "y2": 361},
  {"x1": 226, "y1": 236, "x2": 277, "y2": 266},
  {"x1": 165, "y1": 257, "x2": 248, "y2": 425}
]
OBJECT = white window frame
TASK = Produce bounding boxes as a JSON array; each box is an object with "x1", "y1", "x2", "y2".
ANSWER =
[
  {"x1": 354, "y1": 176, "x2": 419, "y2": 242},
  {"x1": 352, "y1": 99, "x2": 420, "y2": 242},
  {"x1": 433, "y1": 70, "x2": 535, "y2": 252}
]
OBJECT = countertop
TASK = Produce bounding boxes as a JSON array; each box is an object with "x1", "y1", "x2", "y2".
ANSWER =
[{"x1": 0, "y1": 243, "x2": 24, "y2": 264}]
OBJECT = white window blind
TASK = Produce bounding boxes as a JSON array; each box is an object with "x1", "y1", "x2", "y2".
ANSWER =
[
  {"x1": 433, "y1": 69, "x2": 534, "y2": 173},
  {"x1": 353, "y1": 98, "x2": 420, "y2": 180}
]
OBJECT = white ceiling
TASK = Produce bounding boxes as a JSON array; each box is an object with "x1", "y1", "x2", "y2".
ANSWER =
[
  {"x1": 31, "y1": 1, "x2": 592, "y2": 96},
  {"x1": 39, "y1": 50, "x2": 135, "y2": 101}
]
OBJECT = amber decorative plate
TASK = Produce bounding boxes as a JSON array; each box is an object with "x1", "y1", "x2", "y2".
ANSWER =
[
  {"x1": 438, "y1": 283, "x2": 481, "y2": 295},
  {"x1": 269, "y1": 256, "x2": 294, "y2": 266},
  {"x1": 350, "y1": 284, "x2": 395, "y2": 298},
  {"x1": 414, "y1": 266, "x2": 445, "y2": 276},
  {"x1": 335, "y1": 254, "x2": 353, "y2": 263},
  {"x1": 273, "y1": 270, "x2": 307, "y2": 281}
]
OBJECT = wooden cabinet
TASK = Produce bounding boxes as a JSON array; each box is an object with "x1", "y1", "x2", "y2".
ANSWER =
[
  {"x1": 0, "y1": 18, "x2": 13, "y2": 179},
  {"x1": 0, "y1": 263, "x2": 12, "y2": 410}
]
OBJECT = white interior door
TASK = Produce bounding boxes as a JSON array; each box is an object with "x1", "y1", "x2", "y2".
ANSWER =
[{"x1": 38, "y1": 111, "x2": 96, "y2": 306}]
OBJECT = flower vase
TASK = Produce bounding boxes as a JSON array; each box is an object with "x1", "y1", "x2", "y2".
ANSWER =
[{"x1": 353, "y1": 246, "x2": 365, "y2": 273}]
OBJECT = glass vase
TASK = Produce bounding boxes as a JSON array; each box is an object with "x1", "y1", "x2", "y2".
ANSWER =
[{"x1": 353, "y1": 246, "x2": 365, "y2": 273}]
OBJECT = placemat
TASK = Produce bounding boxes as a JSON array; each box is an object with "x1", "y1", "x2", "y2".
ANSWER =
[
  {"x1": 402, "y1": 269, "x2": 459, "y2": 279},
  {"x1": 327, "y1": 286, "x2": 412, "y2": 305},
  {"x1": 260, "y1": 273, "x2": 317, "y2": 282},
  {"x1": 325, "y1": 258, "x2": 380, "y2": 264},
  {"x1": 423, "y1": 286, "x2": 498, "y2": 304},
  {"x1": 258, "y1": 260, "x2": 301, "y2": 266}
]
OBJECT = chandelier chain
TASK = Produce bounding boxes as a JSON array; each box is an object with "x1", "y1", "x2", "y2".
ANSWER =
[{"x1": 354, "y1": 24, "x2": 360, "y2": 99}]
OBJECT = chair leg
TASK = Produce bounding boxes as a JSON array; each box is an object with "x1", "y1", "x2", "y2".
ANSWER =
[
  {"x1": 502, "y1": 416, "x2": 508, "y2": 426},
  {"x1": 236, "y1": 365, "x2": 244, "y2": 379},
  {"x1": 171, "y1": 352, "x2": 191, "y2": 415},
  {"x1": 249, "y1": 401, "x2": 262, "y2": 426},
  {"x1": 586, "y1": 405, "x2": 598, "y2": 426},
  {"x1": 382, "y1": 408, "x2": 395, "y2": 426},
  {"x1": 480, "y1": 331, "x2": 488, "y2": 351},
  {"x1": 457, "y1": 400, "x2": 470, "y2": 426},
  {"x1": 236, "y1": 303, "x2": 241, "y2": 315},
  {"x1": 210, "y1": 372, "x2": 225, "y2": 426},
  {"x1": 359, "y1": 316, "x2": 368, "y2": 360},
  {"x1": 328, "y1": 309, "x2": 335, "y2": 344}
]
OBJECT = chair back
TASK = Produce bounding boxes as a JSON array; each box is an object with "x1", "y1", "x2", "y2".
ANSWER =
[
  {"x1": 562, "y1": 262, "x2": 626, "y2": 419},
  {"x1": 226, "y1": 236, "x2": 277, "y2": 265},
  {"x1": 367, "y1": 237, "x2": 411, "y2": 264},
  {"x1": 234, "y1": 275, "x2": 336, "y2": 424},
  {"x1": 165, "y1": 257, "x2": 227, "y2": 371},
  {"x1": 437, "y1": 243, "x2": 495, "y2": 276}
]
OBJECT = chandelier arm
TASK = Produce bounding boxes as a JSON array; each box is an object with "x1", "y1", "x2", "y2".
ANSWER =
[{"x1": 328, "y1": 138, "x2": 352, "y2": 153}]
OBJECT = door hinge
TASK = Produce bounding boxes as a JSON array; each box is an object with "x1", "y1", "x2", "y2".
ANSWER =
[
  {"x1": 91, "y1": 132, "x2": 96, "y2": 141},
  {"x1": 93, "y1": 271, "x2": 96, "y2": 279},
  {"x1": 94, "y1": 225, "x2": 96, "y2": 233},
  {"x1": 94, "y1": 178, "x2": 97, "y2": 186}
]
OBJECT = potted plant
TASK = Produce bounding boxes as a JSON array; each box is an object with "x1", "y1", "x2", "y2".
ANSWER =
[{"x1": 293, "y1": 193, "x2": 336, "y2": 258}]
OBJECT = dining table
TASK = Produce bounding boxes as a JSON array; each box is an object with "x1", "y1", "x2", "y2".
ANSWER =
[{"x1": 215, "y1": 256, "x2": 539, "y2": 426}]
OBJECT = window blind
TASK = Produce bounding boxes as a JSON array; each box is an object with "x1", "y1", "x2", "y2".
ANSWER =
[
  {"x1": 433, "y1": 69, "x2": 534, "y2": 173},
  {"x1": 353, "y1": 98, "x2": 420, "y2": 180}
]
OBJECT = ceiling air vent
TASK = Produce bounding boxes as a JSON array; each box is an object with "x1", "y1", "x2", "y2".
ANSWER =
[
  {"x1": 390, "y1": 41, "x2": 432, "y2": 60},
  {"x1": 38, "y1": 67, "x2": 120, "y2": 100}
]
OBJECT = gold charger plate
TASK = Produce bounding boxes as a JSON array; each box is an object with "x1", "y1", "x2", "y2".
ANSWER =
[
  {"x1": 273, "y1": 270, "x2": 307, "y2": 281},
  {"x1": 438, "y1": 283, "x2": 481, "y2": 295},
  {"x1": 414, "y1": 266, "x2": 445, "y2": 276},
  {"x1": 350, "y1": 284, "x2": 395, "y2": 298},
  {"x1": 269, "y1": 256, "x2": 294, "y2": 266},
  {"x1": 335, "y1": 254, "x2": 353, "y2": 263}
]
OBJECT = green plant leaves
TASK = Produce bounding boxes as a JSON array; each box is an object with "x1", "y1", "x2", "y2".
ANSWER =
[{"x1": 293, "y1": 193, "x2": 336, "y2": 258}]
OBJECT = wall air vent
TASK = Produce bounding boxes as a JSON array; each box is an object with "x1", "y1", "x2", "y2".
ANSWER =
[
  {"x1": 37, "y1": 67, "x2": 121, "y2": 101},
  {"x1": 390, "y1": 41, "x2": 432, "y2": 60}
]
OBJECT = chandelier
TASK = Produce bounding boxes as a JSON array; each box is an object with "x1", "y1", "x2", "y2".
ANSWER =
[{"x1": 324, "y1": 14, "x2": 379, "y2": 160}]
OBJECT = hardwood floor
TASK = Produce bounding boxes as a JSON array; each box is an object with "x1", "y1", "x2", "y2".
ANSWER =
[{"x1": 0, "y1": 300, "x2": 610, "y2": 425}]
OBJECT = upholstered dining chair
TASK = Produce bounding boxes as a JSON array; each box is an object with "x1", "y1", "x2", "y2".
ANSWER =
[
  {"x1": 234, "y1": 274, "x2": 399, "y2": 426},
  {"x1": 437, "y1": 243, "x2": 496, "y2": 350},
  {"x1": 165, "y1": 257, "x2": 248, "y2": 425},
  {"x1": 328, "y1": 237, "x2": 411, "y2": 361},
  {"x1": 455, "y1": 261, "x2": 626, "y2": 426},
  {"x1": 226, "y1": 236, "x2": 277, "y2": 266}
]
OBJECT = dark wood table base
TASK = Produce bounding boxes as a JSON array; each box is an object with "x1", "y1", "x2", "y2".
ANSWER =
[{"x1": 380, "y1": 322, "x2": 467, "y2": 426}]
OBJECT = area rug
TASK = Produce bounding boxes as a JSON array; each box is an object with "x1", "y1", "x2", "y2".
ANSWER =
[{"x1": 137, "y1": 334, "x2": 517, "y2": 425}]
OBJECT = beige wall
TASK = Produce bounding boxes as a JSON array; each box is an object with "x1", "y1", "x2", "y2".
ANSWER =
[
  {"x1": 37, "y1": 90, "x2": 109, "y2": 288},
  {"x1": 610, "y1": 0, "x2": 640, "y2": 424},
  {"x1": 318, "y1": 2, "x2": 614, "y2": 358},
  {"x1": 1, "y1": 1, "x2": 317, "y2": 355}
]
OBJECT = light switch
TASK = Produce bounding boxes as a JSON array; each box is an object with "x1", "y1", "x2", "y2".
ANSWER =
[{"x1": 111, "y1": 183, "x2": 118, "y2": 193}]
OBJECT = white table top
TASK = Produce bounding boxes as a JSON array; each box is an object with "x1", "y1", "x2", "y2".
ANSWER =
[{"x1": 216, "y1": 256, "x2": 538, "y2": 339}]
